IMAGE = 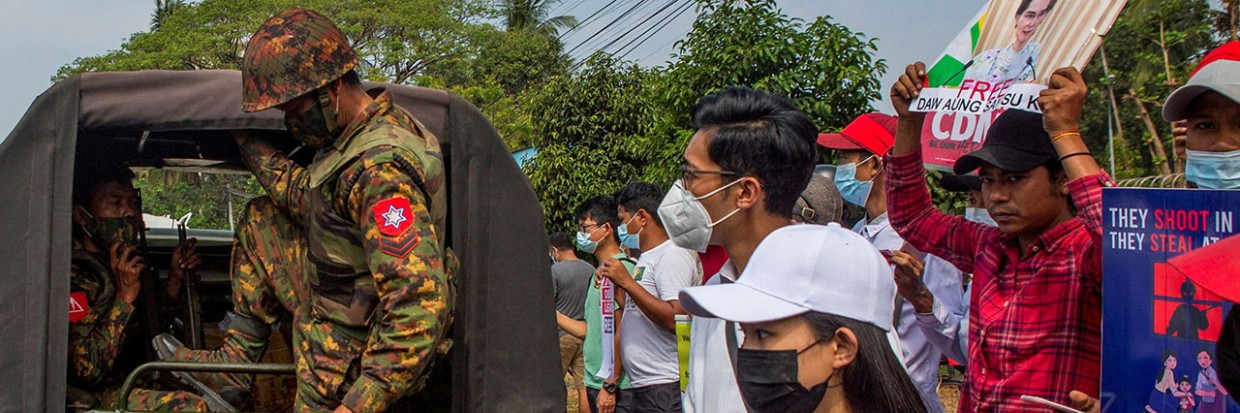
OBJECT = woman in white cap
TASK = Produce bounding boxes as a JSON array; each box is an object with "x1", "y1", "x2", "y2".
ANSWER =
[{"x1": 678, "y1": 223, "x2": 926, "y2": 413}]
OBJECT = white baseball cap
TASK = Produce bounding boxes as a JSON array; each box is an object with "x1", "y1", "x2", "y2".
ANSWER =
[
  {"x1": 1164, "y1": 41, "x2": 1240, "y2": 121},
  {"x1": 678, "y1": 223, "x2": 896, "y2": 331}
]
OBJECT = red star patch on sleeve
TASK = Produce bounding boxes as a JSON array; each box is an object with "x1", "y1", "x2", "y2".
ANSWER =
[
  {"x1": 373, "y1": 196, "x2": 421, "y2": 258},
  {"x1": 69, "y1": 292, "x2": 89, "y2": 323},
  {"x1": 373, "y1": 197, "x2": 414, "y2": 236}
]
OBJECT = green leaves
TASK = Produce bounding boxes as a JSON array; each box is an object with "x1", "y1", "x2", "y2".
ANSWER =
[
  {"x1": 1079, "y1": 0, "x2": 1218, "y2": 179},
  {"x1": 523, "y1": 0, "x2": 884, "y2": 232}
]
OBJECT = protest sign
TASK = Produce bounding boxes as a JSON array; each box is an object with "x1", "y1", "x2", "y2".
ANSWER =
[
  {"x1": 596, "y1": 277, "x2": 615, "y2": 380},
  {"x1": 911, "y1": 0, "x2": 1125, "y2": 170},
  {"x1": 1102, "y1": 188, "x2": 1240, "y2": 412}
]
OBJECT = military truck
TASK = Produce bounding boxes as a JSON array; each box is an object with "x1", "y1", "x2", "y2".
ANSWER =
[{"x1": 0, "y1": 70, "x2": 562, "y2": 412}]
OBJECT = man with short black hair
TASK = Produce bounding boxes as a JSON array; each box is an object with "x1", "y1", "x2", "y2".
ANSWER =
[
  {"x1": 888, "y1": 62, "x2": 1112, "y2": 411},
  {"x1": 599, "y1": 182, "x2": 701, "y2": 412},
  {"x1": 573, "y1": 196, "x2": 634, "y2": 413},
  {"x1": 551, "y1": 231, "x2": 593, "y2": 413},
  {"x1": 661, "y1": 86, "x2": 818, "y2": 413}
]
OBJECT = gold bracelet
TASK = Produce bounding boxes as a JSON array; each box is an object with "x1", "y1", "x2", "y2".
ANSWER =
[{"x1": 1051, "y1": 131, "x2": 1081, "y2": 143}]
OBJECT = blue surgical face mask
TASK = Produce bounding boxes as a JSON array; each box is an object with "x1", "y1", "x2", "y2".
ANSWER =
[
  {"x1": 1186, "y1": 149, "x2": 1240, "y2": 189},
  {"x1": 834, "y1": 155, "x2": 877, "y2": 208},
  {"x1": 617, "y1": 214, "x2": 643, "y2": 250},
  {"x1": 576, "y1": 226, "x2": 604, "y2": 254}
]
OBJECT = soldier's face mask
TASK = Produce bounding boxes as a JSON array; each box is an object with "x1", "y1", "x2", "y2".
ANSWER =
[
  {"x1": 78, "y1": 207, "x2": 143, "y2": 249},
  {"x1": 284, "y1": 86, "x2": 342, "y2": 148}
]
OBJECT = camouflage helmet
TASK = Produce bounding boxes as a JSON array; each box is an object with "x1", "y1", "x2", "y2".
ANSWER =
[{"x1": 241, "y1": 8, "x2": 358, "y2": 113}]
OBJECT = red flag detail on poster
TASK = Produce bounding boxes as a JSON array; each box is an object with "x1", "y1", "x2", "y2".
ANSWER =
[{"x1": 906, "y1": 0, "x2": 1126, "y2": 170}]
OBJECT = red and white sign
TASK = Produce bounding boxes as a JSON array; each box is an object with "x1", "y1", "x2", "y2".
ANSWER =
[{"x1": 69, "y1": 292, "x2": 89, "y2": 323}]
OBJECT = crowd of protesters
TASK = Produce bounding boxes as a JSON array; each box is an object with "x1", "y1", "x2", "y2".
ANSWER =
[{"x1": 550, "y1": 41, "x2": 1240, "y2": 413}]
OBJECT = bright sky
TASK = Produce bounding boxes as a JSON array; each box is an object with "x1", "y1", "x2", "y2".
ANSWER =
[{"x1": 0, "y1": 0, "x2": 986, "y2": 141}]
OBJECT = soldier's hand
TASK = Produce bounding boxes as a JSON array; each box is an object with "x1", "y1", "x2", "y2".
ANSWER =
[
  {"x1": 1038, "y1": 67, "x2": 1088, "y2": 137},
  {"x1": 109, "y1": 242, "x2": 144, "y2": 304},
  {"x1": 169, "y1": 238, "x2": 201, "y2": 280},
  {"x1": 891, "y1": 62, "x2": 928, "y2": 119}
]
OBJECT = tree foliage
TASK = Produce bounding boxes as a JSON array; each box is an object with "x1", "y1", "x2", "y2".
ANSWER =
[
  {"x1": 56, "y1": 0, "x2": 572, "y2": 230},
  {"x1": 1079, "y1": 0, "x2": 1218, "y2": 179},
  {"x1": 523, "y1": 53, "x2": 653, "y2": 232},
  {"x1": 523, "y1": 0, "x2": 885, "y2": 232},
  {"x1": 500, "y1": 0, "x2": 579, "y2": 37},
  {"x1": 55, "y1": 0, "x2": 494, "y2": 83}
]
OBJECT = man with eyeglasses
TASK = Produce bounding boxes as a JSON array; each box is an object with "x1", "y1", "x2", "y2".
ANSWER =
[
  {"x1": 559, "y1": 196, "x2": 636, "y2": 413},
  {"x1": 818, "y1": 112, "x2": 964, "y2": 413},
  {"x1": 657, "y1": 87, "x2": 817, "y2": 413}
]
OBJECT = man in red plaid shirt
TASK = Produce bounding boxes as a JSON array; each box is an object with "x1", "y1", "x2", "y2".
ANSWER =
[{"x1": 885, "y1": 62, "x2": 1114, "y2": 412}]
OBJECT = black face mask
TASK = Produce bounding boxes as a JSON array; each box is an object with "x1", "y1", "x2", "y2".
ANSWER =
[
  {"x1": 284, "y1": 88, "x2": 341, "y2": 148},
  {"x1": 736, "y1": 340, "x2": 831, "y2": 413},
  {"x1": 78, "y1": 207, "x2": 143, "y2": 249}
]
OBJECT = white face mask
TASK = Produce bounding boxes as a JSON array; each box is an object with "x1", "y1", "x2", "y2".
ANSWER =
[
  {"x1": 964, "y1": 207, "x2": 997, "y2": 226},
  {"x1": 657, "y1": 179, "x2": 744, "y2": 252}
]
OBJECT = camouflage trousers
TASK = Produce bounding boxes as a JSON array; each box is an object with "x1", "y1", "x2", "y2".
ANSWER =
[
  {"x1": 169, "y1": 197, "x2": 371, "y2": 412},
  {"x1": 120, "y1": 389, "x2": 211, "y2": 412},
  {"x1": 167, "y1": 197, "x2": 309, "y2": 391},
  {"x1": 69, "y1": 384, "x2": 209, "y2": 412}
]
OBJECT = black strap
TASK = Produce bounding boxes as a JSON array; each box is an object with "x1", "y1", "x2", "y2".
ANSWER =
[{"x1": 720, "y1": 277, "x2": 755, "y2": 413}]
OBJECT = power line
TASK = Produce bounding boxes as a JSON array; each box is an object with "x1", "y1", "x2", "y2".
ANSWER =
[
  {"x1": 565, "y1": 0, "x2": 657, "y2": 58},
  {"x1": 595, "y1": 0, "x2": 681, "y2": 54},
  {"x1": 573, "y1": 0, "x2": 667, "y2": 59},
  {"x1": 615, "y1": 0, "x2": 694, "y2": 60},
  {"x1": 556, "y1": 0, "x2": 623, "y2": 41}
]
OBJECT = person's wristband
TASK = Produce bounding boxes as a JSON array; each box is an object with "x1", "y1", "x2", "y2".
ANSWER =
[
  {"x1": 1059, "y1": 151, "x2": 1092, "y2": 162},
  {"x1": 1051, "y1": 130, "x2": 1081, "y2": 143}
]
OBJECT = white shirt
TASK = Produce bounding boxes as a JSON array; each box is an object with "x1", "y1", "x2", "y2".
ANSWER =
[
  {"x1": 621, "y1": 240, "x2": 702, "y2": 387},
  {"x1": 916, "y1": 279, "x2": 970, "y2": 364},
  {"x1": 683, "y1": 261, "x2": 747, "y2": 413},
  {"x1": 852, "y1": 213, "x2": 965, "y2": 413}
]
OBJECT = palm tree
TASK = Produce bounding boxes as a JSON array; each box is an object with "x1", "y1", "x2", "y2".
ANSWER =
[
  {"x1": 150, "y1": 0, "x2": 187, "y2": 31},
  {"x1": 500, "y1": 0, "x2": 578, "y2": 37}
]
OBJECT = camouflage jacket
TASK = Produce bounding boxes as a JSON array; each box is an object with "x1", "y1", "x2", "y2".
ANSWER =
[
  {"x1": 240, "y1": 89, "x2": 453, "y2": 412},
  {"x1": 67, "y1": 247, "x2": 134, "y2": 388}
]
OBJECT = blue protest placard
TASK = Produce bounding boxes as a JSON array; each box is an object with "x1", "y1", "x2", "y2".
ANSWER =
[{"x1": 1102, "y1": 188, "x2": 1239, "y2": 412}]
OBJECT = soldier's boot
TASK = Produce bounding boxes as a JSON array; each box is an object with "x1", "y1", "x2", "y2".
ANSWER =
[
  {"x1": 151, "y1": 314, "x2": 270, "y2": 390},
  {"x1": 153, "y1": 334, "x2": 248, "y2": 412}
]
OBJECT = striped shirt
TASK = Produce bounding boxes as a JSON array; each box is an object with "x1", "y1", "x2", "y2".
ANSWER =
[{"x1": 885, "y1": 150, "x2": 1112, "y2": 412}]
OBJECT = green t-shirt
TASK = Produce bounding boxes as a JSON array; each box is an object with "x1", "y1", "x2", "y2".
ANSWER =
[{"x1": 582, "y1": 252, "x2": 636, "y2": 390}]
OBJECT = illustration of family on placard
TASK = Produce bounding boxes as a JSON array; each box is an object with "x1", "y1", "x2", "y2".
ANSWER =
[{"x1": 1146, "y1": 280, "x2": 1232, "y2": 413}]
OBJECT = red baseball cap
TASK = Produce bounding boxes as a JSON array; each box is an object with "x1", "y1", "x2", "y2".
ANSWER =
[
  {"x1": 1164, "y1": 41, "x2": 1240, "y2": 121},
  {"x1": 817, "y1": 113, "x2": 898, "y2": 155}
]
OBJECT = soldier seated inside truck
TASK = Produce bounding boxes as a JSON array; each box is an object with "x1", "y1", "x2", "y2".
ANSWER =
[{"x1": 66, "y1": 158, "x2": 212, "y2": 412}]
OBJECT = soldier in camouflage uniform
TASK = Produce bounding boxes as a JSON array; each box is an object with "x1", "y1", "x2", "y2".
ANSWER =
[
  {"x1": 159, "y1": 8, "x2": 454, "y2": 413},
  {"x1": 68, "y1": 161, "x2": 208, "y2": 412}
]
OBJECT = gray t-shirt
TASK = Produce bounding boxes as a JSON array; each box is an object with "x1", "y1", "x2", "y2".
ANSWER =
[{"x1": 552, "y1": 259, "x2": 594, "y2": 334}]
